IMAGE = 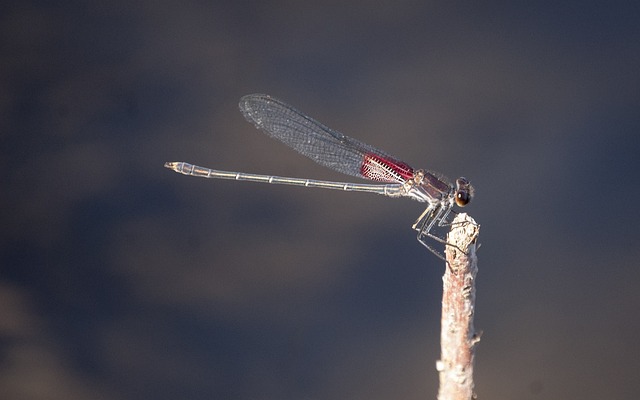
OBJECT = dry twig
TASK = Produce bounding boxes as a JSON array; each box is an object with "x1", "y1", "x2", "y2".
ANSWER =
[{"x1": 437, "y1": 213, "x2": 480, "y2": 400}]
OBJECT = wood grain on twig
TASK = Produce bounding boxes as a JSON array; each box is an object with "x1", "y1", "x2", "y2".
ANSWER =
[{"x1": 437, "y1": 213, "x2": 480, "y2": 400}]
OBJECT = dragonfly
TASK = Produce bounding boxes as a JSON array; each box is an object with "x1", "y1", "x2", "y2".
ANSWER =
[{"x1": 165, "y1": 94, "x2": 474, "y2": 260}]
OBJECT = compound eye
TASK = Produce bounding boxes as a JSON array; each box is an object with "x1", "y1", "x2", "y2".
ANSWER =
[
  {"x1": 455, "y1": 190, "x2": 471, "y2": 207},
  {"x1": 454, "y1": 177, "x2": 473, "y2": 207}
]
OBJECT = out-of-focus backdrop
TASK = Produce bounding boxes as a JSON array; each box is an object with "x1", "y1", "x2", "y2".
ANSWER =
[{"x1": 2, "y1": 1, "x2": 639, "y2": 399}]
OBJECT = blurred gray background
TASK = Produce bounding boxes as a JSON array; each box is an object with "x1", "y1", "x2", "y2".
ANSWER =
[{"x1": 2, "y1": 1, "x2": 639, "y2": 399}]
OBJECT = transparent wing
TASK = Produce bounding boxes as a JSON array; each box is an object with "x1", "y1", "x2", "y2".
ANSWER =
[{"x1": 239, "y1": 94, "x2": 413, "y2": 182}]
